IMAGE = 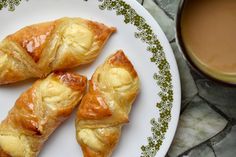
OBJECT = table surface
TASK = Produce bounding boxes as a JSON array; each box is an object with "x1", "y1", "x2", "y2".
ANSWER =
[{"x1": 137, "y1": 0, "x2": 236, "y2": 157}]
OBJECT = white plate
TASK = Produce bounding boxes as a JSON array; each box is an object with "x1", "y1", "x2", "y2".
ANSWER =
[{"x1": 0, "y1": 0, "x2": 181, "y2": 157}]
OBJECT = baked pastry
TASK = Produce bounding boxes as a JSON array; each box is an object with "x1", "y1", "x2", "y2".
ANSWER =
[
  {"x1": 76, "y1": 50, "x2": 140, "y2": 157},
  {"x1": 0, "y1": 17, "x2": 116, "y2": 85},
  {"x1": 0, "y1": 72, "x2": 87, "y2": 157}
]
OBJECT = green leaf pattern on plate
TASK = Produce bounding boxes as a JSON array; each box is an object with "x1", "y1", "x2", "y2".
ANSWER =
[
  {"x1": 0, "y1": 0, "x2": 22, "y2": 11},
  {"x1": 1, "y1": 0, "x2": 174, "y2": 156},
  {"x1": 98, "y1": 1, "x2": 173, "y2": 156}
]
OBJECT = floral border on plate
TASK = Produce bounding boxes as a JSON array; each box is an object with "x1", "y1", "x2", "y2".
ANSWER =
[{"x1": 0, "y1": 0, "x2": 174, "y2": 156}]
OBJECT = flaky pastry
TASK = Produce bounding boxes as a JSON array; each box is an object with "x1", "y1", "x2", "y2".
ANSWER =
[
  {"x1": 76, "y1": 50, "x2": 140, "y2": 157},
  {"x1": 0, "y1": 17, "x2": 116, "y2": 85},
  {"x1": 0, "y1": 72, "x2": 87, "y2": 157}
]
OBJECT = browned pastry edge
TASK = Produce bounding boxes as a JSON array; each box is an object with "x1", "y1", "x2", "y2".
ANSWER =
[
  {"x1": 0, "y1": 17, "x2": 116, "y2": 85},
  {"x1": 0, "y1": 147, "x2": 11, "y2": 157},
  {"x1": 55, "y1": 71, "x2": 88, "y2": 91},
  {"x1": 76, "y1": 50, "x2": 140, "y2": 157},
  {"x1": 6, "y1": 18, "x2": 116, "y2": 63},
  {"x1": 77, "y1": 91, "x2": 112, "y2": 120},
  {"x1": 6, "y1": 21, "x2": 56, "y2": 62},
  {"x1": 108, "y1": 50, "x2": 137, "y2": 78},
  {"x1": 87, "y1": 20, "x2": 116, "y2": 51},
  {"x1": 0, "y1": 72, "x2": 87, "y2": 157}
]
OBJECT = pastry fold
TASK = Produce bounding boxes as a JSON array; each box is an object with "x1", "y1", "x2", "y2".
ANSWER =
[
  {"x1": 0, "y1": 72, "x2": 87, "y2": 157},
  {"x1": 0, "y1": 17, "x2": 116, "y2": 85},
  {"x1": 76, "y1": 50, "x2": 140, "y2": 157}
]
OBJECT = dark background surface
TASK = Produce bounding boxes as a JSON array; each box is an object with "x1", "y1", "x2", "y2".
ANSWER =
[{"x1": 138, "y1": 0, "x2": 236, "y2": 157}]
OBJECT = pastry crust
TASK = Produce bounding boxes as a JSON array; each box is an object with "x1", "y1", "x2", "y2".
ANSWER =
[
  {"x1": 76, "y1": 50, "x2": 140, "y2": 157},
  {"x1": 0, "y1": 17, "x2": 116, "y2": 85},
  {"x1": 0, "y1": 72, "x2": 87, "y2": 157}
]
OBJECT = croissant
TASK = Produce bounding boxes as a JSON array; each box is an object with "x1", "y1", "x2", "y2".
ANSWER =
[
  {"x1": 75, "y1": 50, "x2": 140, "y2": 157},
  {"x1": 0, "y1": 17, "x2": 116, "y2": 85},
  {"x1": 0, "y1": 72, "x2": 87, "y2": 157}
]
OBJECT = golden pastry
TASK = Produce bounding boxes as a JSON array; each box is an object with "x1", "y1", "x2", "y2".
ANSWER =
[
  {"x1": 0, "y1": 17, "x2": 116, "y2": 85},
  {"x1": 76, "y1": 50, "x2": 140, "y2": 157},
  {"x1": 0, "y1": 72, "x2": 87, "y2": 157}
]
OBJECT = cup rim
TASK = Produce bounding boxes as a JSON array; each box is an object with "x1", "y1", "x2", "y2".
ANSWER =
[{"x1": 175, "y1": 0, "x2": 236, "y2": 86}]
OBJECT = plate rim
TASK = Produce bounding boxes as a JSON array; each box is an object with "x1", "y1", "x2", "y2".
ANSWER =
[
  {"x1": 0, "y1": 0, "x2": 181, "y2": 157},
  {"x1": 97, "y1": 0, "x2": 181, "y2": 156}
]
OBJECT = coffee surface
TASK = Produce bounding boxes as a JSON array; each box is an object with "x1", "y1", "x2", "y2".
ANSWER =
[{"x1": 181, "y1": 0, "x2": 236, "y2": 74}]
